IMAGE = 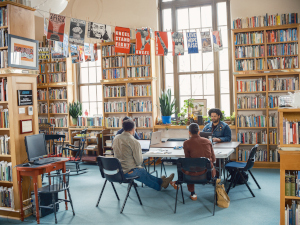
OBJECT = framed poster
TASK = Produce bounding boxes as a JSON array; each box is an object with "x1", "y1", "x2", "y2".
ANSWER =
[
  {"x1": 8, "y1": 34, "x2": 39, "y2": 70},
  {"x1": 18, "y1": 90, "x2": 33, "y2": 106},
  {"x1": 192, "y1": 99, "x2": 207, "y2": 117},
  {"x1": 20, "y1": 119, "x2": 33, "y2": 134}
]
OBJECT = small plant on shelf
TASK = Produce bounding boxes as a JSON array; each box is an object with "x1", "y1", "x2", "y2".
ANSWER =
[
  {"x1": 177, "y1": 98, "x2": 194, "y2": 120},
  {"x1": 230, "y1": 112, "x2": 235, "y2": 125},
  {"x1": 159, "y1": 89, "x2": 177, "y2": 124},
  {"x1": 69, "y1": 101, "x2": 82, "y2": 126}
]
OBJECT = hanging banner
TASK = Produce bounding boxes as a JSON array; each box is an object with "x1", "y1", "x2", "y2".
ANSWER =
[
  {"x1": 115, "y1": 26, "x2": 130, "y2": 54},
  {"x1": 84, "y1": 43, "x2": 92, "y2": 62},
  {"x1": 87, "y1": 22, "x2": 111, "y2": 41},
  {"x1": 38, "y1": 47, "x2": 50, "y2": 60},
  {"x1": 51, "y1": 41, "x2": 64, "y2": 59},
  {"x1": 136, "y1": 28, "x2": 150, "y2": 55},
  {"x1": 70, "y1": 45, "x2": 79, "y2": 63},
  {"x1": 155, "y1": 31, "x2": 168, "y2": 56},
  {"x1": 172, "y1": 32, "x2": 184, "y2": 56},
  {"x1": 201, "y1": 31, "x2": 212, "y2": 53},
  {"x1": 92, "y1": 43, "x2": 98, "y2": 62},
  {"x1": 78, "y1": 46, "x2": 84, "y2": 62},
  {"x1": 186, "y1": 32, "x2": 198, "y2": 54},
  {"x1": 44, "y1": 17, "x2": 49, "y2": 36},
  {"x1": 69, "y1": 18, "x2": 86, "y2": 46},
  {"x1": 63, "y1": 34, "x2": 69, "y2": 58},
  {"x1": 47, "y1": 13, "x2": 66, "y2": 42},
  {"x1": 212, "y1": 30, "x2": 223, "y2": 52}
]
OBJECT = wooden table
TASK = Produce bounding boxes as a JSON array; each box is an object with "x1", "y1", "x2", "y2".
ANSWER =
[
  {"x1": 16, "y1": 158, "x2": 69, "y2": 224},
  {"x1": 150, "y1": 141, "x2": 240, "y2": 149}
]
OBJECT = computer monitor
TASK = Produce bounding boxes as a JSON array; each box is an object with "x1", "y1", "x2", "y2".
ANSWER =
[
  {"x1": 25, "y1": 133, "x2": 48, "y2": 162},
  {"x1": 151, "y1": 131, "x2": 161, "y2": 145},
  {"x1": 200, "y1": 132, "x2": 213, "y2": 139},
  {"x1": 137, "y1": 140, "x2": 151, "y2": 151}
]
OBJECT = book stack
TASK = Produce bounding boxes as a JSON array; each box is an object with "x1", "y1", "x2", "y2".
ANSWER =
[
  {"x1": 237, "y1": 131, "x2": 267, "y2": 144},
  {"x1": 103, "y1": 56, "x2": 124, "y2": 68},
  {"x1": 128, "y1": 100, "x2": 152, "y2": 112},
  {"x1": 50, "y1": 116, "x2": 68, "y2": 127},
  {"x1": 50, "y1": 102, "x2": 67, "y2": 113},
  {"x1": 0, "y1": 135, "x2": 9, "y2": 155},
  {"x1": 267, "y1": 43, "x2": 298, "y2": 56},
  {"x1": 103, "y1": 85, "x2": 126, "y2": 98},
  {"x1": 49, "y1": 73, "x2": 66, "y2": 83},
  {"x1": 77, "y1": 116, "x2": 103, "y2": 126},
  {"x1": 37, "y1": 89, "x2": 47, "y2": 100},
  {"x1": 127, "y1": 55, "x2": 150, "y2": 66},
  {"x1": 37, "y1": 74, "x2": 46, "y2": 84},
  {"x1": 39, "y1": 64, "x2": 46, "y2": 73},
  {"x1": 282, "y1": 119, "x2": 300, "y2": 144},
  {"x1": 266, "y1": 29, "x2": 298, "y2": 43},
  {"x1": 103, "y1": 68, "x2": 125, "y2": 79},
  {"x1": 269, "y1": 113, "x2": 278, "y2": 127},
  {"x1": 0, "y1": 106, "x2": 8, "y2": 128},
  {"x1": 234, "y1": 32, "x2": 264, "y2": 45},
  {"x1": 267, "y1": 56, "x2": 298, "y2": 70},
  {"x1": 48, "y1": 62, "x2": 66, "y2": 72},
  {"x1": 0, "y1": 186, "x2": 14, "y2": 208},
  {"x1": 104, "y1": 101, "x2": 126, "y2": 113},
  {"x1": 0, "y1": 161, "x2": 12, "y2": 181},
  {"x1": 235, "y1": 45, "x2": 265, "y2": 58},
  {"x1": 105, "y1": 117, "x2": 124, "y2": 128},
  {"x1": 237, "y1": 95, "x2": 266, "y2": 109},
  {"x1": 132, "y1": 116, "x2": 152, "y2": 128},
  {"x1": 236, "y1": 58, "x2": 265, "y2": 71},
  {"x1": 38, "y1": 102, "x2": 48, "y2": 114},
  {"x1": 285, "y1": 201, "x2": 300, "y2": 225},
  {"x1": 268, "y1": 77, "x2": 298, "y2": 91},
  {"x1": 49, "y1": 88, "x2": 67, "y2": 99},
  {"x1": 38, "y1": 117, "x2": 48, "y2": 124},
  {"x1": 268, "y1": 95, "x2": 280, "y2": 108},
  {"x1": 269, "y1": 130, "x2": 278, "y2": 144},
  {"x1": 236, "y1": 78, "x2": 266, "y2": 92},
  {"x1": 137, "y1": 131, "x2": 152, "y2": 140},
  {"x1": 0, "y1": 78, "x2": 7, "y2": 101},
  {"x1": 127, "y1": 84, "x2": 152, "y2": 96},
  {"x1": 269, "y1": 149, "x2": 280, "y2": 162},
  {"x1": 237, "y1": 115, "x2": 266, "y2": 127},
  {"x1": 285, "y1": 171, "x2": 300, "y2": 197},
  {"x1": 102, "y1": 46, "x2": 119, "y2": 56}
]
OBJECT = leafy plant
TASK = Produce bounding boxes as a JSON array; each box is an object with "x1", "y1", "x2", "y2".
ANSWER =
[
  {"x1": 69, "y1": 101, "x2": 82, "y2": 119},
  {"x1": 177, "y1": 98, "x2": 194, "y2": 118},
  {"x1": 230, "y1": 112, "x2": 236, "y2": 120},
  {"x1": 220, "y1": 110, "x2": 225, "y2": 121},
  {"x1": 159, "y1": 89, "x2": 177, "y2": 116}
]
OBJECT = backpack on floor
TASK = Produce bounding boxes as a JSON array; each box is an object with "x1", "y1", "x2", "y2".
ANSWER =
[
  {"x1": 216, "y1": 179, "x2": 230, "y2": 208},
  {"x1": 226, "y1": 168, "x2": 249, "y2": 184}
]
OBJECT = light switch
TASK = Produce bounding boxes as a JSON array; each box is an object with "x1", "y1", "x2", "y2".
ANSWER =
[{"x1": 19, "y1": 108, "x2": 25, "y2": 114}]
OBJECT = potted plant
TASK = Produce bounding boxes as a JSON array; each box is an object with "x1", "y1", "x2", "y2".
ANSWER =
[
  {"x1": 230, "y1": 112, "x2": 235, "y2": 125},
  {"x1": 177, "y1": 99, "x2": 194, "y2": 120},
  {"x1": 69, "y1": 101, "x2": 82, "y2": 126},
  {"x1": 159, "y1": 89, "x2": 177, "y2": 124}
]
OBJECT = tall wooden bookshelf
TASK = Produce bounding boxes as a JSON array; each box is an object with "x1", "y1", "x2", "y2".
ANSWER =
[{"x1": 100, "y1": 39, "x2": 156, "y2": 156}]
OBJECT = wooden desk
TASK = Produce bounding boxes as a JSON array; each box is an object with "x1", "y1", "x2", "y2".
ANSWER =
[{"x1": 16, "y1": 158, "x2": 69, "y2": 224}]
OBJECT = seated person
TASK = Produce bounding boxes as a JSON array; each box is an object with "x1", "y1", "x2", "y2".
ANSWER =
[
  {"x1": 202, "y1": 108, "x2": 231, "y2": 143},
  {"x1": 183, "y1": 123, "x2": 216, "y2": 201},
  {"x1": 116, "y1": 116, "x2": 140, "y2": 139},
  {"x1": 113, "y1": 119, "x2": 175, "y2": 191}
]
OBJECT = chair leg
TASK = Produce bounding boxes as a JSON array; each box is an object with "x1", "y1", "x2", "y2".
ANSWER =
[
  {"x1": 226, "y1": 170, "x2": 237, "y2": 194},
  {"x1": 96, "y1": 180, "x2": 107, "y2": 207},
  {"x1": 52, "y1": 193, "x2": 57, "y2": 224},
  {"x1": 120, "y1": 181, "x2": 133, "y2": 213},
  {"x1": 248, "y1": 170, "x2": 261, "y2": 189},
  {"x1": 213, "y1": 180, "x2": 216, "y2": 216},
  {"x1": 111, "y1": 182, "x2": 120, "y2": 200},
  {"x1": 237, "y1": 170, "x2": 255, "y2": 197},
  {"x1": 160, "y1": 163, "x2": 163, "y2": 177},
  {"x1": 174, "y1": 185, "x2": 179, "y2": 214},
  {"x1": 67, "y1": 188, "x2": 75, "y2": 216},
  {"x1": 163, "y1": 163, "x2": 167, "y2": 176},
  {"x1": 133, "y1": 182, "x2": 143, "y2": 205},
  {"x1": 180, "y1": 184, "x2": 184, "y2": 204}
]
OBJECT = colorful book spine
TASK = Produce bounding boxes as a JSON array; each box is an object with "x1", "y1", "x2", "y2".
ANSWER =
[
  {"x1": 103, "y1": 68, "x2": 125, "y2": 79},
  {"x1": 104, "y1": 101, "x2": 126, "y2": 113},
  {"x1": 49, "y1": 88, "x2": 67, "y2": 100},
  {"x1": 236, "y1": 78, "x2": 266, "y2": 92},
  {"x1": 103, "y1": 85, "x2": 126, "y2": 98},
  {"x1": 127, "y1": 84, "x2": 152, "y2": 97},
  {"x1": 237, "y1": 131, "x2": 267, "y2": 144},
  {"x1": 236, "y1": 58, "x2": 265, "y2": 71},
  {"x1": 237, "y1": 95, "x2": 266, "y2": 109}
]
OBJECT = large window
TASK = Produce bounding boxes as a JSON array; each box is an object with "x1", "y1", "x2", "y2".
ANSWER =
[
  {"x1": 161, "y1": 0, "x2": 232, "y2": 117},
  {"x1": 79, "y1": 49, "x2": 103, "y2": 116}
]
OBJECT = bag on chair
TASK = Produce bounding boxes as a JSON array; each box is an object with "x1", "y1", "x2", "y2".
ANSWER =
[{"x1": 216, "y1": 178, "x2": 230, "y2": 208}]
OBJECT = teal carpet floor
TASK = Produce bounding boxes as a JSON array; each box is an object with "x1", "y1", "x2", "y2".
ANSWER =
[{"x1": 0, "y1": 164, "x2": 279, "y2": 225}]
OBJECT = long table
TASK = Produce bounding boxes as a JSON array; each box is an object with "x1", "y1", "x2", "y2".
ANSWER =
[{"x1": 150, "y1": 141, "x2": 240, "y2": 149}]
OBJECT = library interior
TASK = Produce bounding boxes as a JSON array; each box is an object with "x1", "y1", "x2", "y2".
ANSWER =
[{"x1": 0, "y1": 0, "x2": 299, "y2": 224}]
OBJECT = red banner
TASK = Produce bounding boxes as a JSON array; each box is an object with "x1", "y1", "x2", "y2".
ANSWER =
[
  {"x1": 47, "y1": 13, "x2": 66, "y2": 42},
  {"x1": 115, "y1": 27, "x2": 130, "y2": 54},
  {"x1": 135, "y1": 28, "x2": 150, "y2": 55},
  {"x1": 155, "y1": 31, "x2": 168, "y2": 56}
]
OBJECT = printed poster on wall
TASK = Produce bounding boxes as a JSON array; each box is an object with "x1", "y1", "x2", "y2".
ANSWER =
[
  {"x1": 87, "y1": 22, "x2": 111, "y2": 41},
  {"x1": 186, "y1": 32, "x2": 198, "y2": 54},
  {"x1": 212, "y1": 30, "x2": 223, "y2": 52},
  {"x1": 115, "y1": 26, "x2": 130, "y2": 54},
  {"x1": 92, "y1": 43, "x2": 98, "y2": 62},
  {"x1": 38, "y1": 47, "x2": 50, "y2": 60},
  {"x1": 69, "y1": 18, "x2": 86, "y2": 46},
  {"x1": 47, "y1": 13, "x2": 65, "y2": 42},
  {"x1": 136, "y1": 28, "x2": 150, "y2": 55},
  {"x1": 171, "y1": 32, "x2": 184, "y2": 56},
  {"x1": 51, "y1": 41, "x2": 64, "y2": 59},
  {"x1": 201, "y1": 31, "x2": 212, "y2": 53},
  {"x1": 78, "y1": 46, "x2": 84, "y2": 62},
  {"x1": 155, "y1": 31, "x2": 168, "y2": 56},
  {"x1": 63, "y1": 34, "x2": 69, "y2": 58},
  {"x1": 84, "y1": 43, "x2": 92, "y2": 62},
  {"x1": 70, "y1": 45, "x2": 79, "y2": 63}
]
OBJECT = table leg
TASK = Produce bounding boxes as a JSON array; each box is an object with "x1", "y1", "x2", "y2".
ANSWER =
[
  {"x1": 223, "y1": 159, "x2": 226, "y2": 182},
  {"x1": 33, "y1": 176, "x2": 40, "y2": 224},
  {"x1": 62, "y1": 162, "x2": 68, "y2": 210},
  {"x1": 154, "y1": 157, "x2": 156, "y2": 177},
  {"x1": 218, "y1": 158, "x2": 222, "y2": 180},
  {"x1": 17, "y1": 171, "x2": 24, "y2": 222}
]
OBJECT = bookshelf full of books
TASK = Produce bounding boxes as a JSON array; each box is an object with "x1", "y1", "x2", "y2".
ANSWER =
[{"x1": 101, "y1": 39, "x2": 156, "y2": 157}]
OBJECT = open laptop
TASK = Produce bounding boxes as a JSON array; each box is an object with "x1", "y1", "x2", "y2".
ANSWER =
[
  {"x1": 151, "y1": 131, "x2": 162, "y2": 145},
  {"x1": 137, "y1": 140, "x2": 151, "y2": 153},
  {"x1": 200, "y1": 132, "x2": 216, "y2": 145}
]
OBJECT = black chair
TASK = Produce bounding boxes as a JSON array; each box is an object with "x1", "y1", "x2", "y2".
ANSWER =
[
  {"x1": 225, "y1": 144, "x2": 261, "y2": 197},
  {"x1": 174, "y1": 158, "x2": 217, "y2": 215},
  {"x1": 96, "y1": 156, "x2": 142, "y2": 213},
  {"x1": 161, "y1": 158, "x2": 177, "y2": 177},
  {"x1": 38, "y1": 170, "x2": 75, "y2": 224}
]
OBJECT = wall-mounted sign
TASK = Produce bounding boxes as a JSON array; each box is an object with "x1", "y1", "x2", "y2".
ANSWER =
[
  {"x1": 20, "y1": 119, "x2": 33, "y2": 134},
  {"x1": 18, "y1": 90, "x2": 33, "y2": 106}
]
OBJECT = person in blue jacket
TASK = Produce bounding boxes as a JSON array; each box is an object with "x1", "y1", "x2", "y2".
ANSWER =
[
  {"x1": 202, "y1": 108, "x2": 231, "y2": 143},
  {"x1": 116, "y1": 116, "x2": 140, "y2": 139}
]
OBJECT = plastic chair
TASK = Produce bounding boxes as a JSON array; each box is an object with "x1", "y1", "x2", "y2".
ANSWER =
[
  {"x1": 175, "y1": 157, "x2": 217, "y2": 215},
  {"x1": 38, "y1": 170, "x2": 75, "y2": 224},
  {"x1": 225, "y1": 144, "x2": 261, "y2": 197},
  {"x1": 96, "y1": 156, "x2": 142, "y2": 213}
]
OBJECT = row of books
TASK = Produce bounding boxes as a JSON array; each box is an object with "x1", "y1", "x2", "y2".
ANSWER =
[
  {"x1": 38, "y1": 117, "x2": 48, "y2": 124},
  {"x1": 49, "y1": 130, "x2": 69, "y2": 142},
  {"x1": 285, "y1": 201, "x2": 300, "y2": 225},
  {"x1": 282, "y1": 120, "x2": 300, "y2": 144},
  {"x1": 48, "y1": 62, "x2": 66, "y2": 72},
  {"x1": 234, "y1": 32, "x2": 264, "y2": 45},
  {"x1": 0, "y1": 107, "x2": 8, "y2": 128},
  {"x1": 285, "y1": 172, "x2": 300, "y2": 196},
  {"x1": 0, "y1": 135, "x2": 9, "y2": 155},
  {"x1": 237, "y1": 131, "x2": 267, "y2": 144},
  {"x1": 128, "y1": 100, "x2": 152, "y2": 112},
  {"x1": 0, "y1": 161, "x2": 12, "y2": 181},
  {"x1": 137, "y1": 132, "x2": 152, "y2": 140},
  {"x1": 103, "y1": 85, "x2": 126, "y2": 98},
  {"x1": 267, "y1": 43, "x2": 298, "y2": 56},
  {"x1": 39, "y1": 64, "x2": 46, "y2": 73},
  {"x1": 49, "y1": 88, "x2": 67, "y2": 100},
  {"x1": 105, "y1": 117, "x2": 123, "y2": 128},
  {"x1": 50, "y1": 116, "x2": 68, "y2": 128},
  {"x1": 235, "y1": 45, "x2": 264, "y2": 58},
  {"x1": 269, "y1": 113, "x2": 278, "y2": 127},
  {"x1": 38, "y1": 102, "x2": 48, "y2": 114},
  {"x1": 268, "y1": 77, "x2": 298, "y2": 91},
  {"x1": 102, "y1": 46, "x2": 125, "y2": 57},
  {"x1": 232, "y1": 13, "x2": 299, "y2": 29},
  {"x1": 267, "y1": 56, "x2": 299, "y2": 70},
  {"x1": 0, "y1": 28, "x2": 8, "y2": 48},
  {"x1": 268, "y1": 95, "x2": 279, "y2": 108},
  {"x1": 37, "y1": 74, "x2": 46, "y2": 84},
  {"x1": 0, "y1": 78, "x2": 7, "y2": 101},
  {"x1": 50, "y1": 102, "x2": 68, "y2": 114},
  {"x1": 0, "y1": 186, "x2": 13, "y2": 208},
  {"x1": 235, "y1": 58, "x2": 264, "y2": 71},
  {"x1": 269, "y1": 130, "x2": 278, "y2": 144},
  {"x1": 49, "y1": 73, "x2": 66, "y2": 83},
  {"x1": 103, "y1": 57, "x2": 125, "y2": 68},
  {"x1": 103, "y1": 68, "x2": 125, "y2": 79},
  {"x1": 0, "y1": 50, "x2": 7, "y2": 68},
  {"x1": 127, "y1": 67, "x2": 150, "y2": 78},
  {"x1": 104, "y1": 101, "x2": 126, "y2": 113},
  {"x1": 132, "y1": 116, "x2": 152, "y2": 128},
  {"x1": 77, "y1": 116, "x2": 103, "y2": 127},
  {"x1": 238, "y1": 149, "x2": 267, "y2": 162},
  {"x1": 127, "y1": 55, "x2": 150, "y2": 66},
  {"x1": 266, "y1": 29, "x2": 298, "y2": 43},
  {"x1": 237, "y1": 115, "x2": 266, "y2": 127},
  {"x1": 37, "y1": 89, "x2": 47, "y2": 100},
  {"x1": 128, "y1": 84, "x2": 152, "y2": 97},
  {"x1": 270, "y1": 149, "x2": 280, "y2": 162},
  {"x1": 0, "y1": 7, "x2": 7, "y2": 27},
  {"x1": 130, "y1": 44, "x2": 136, "y2": 54},
  {"x1": 237, "y1": 95, "x2": 266, "y2": 109}
]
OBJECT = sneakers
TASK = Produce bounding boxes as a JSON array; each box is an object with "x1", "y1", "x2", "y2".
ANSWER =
[
  {"x1": 190, "y1": 194, "x2": 197, "y2": 201},
  {"x1": 161, "y1": 173, "x2": 175, "y2": 189},
  {"x1": 170, "y1": 181, "x2": 180, "y2": 190}
]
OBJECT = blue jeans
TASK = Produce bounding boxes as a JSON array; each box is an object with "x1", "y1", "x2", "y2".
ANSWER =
[{"x1": 124, "y1": 168, "x2": 163, "y2": 191}]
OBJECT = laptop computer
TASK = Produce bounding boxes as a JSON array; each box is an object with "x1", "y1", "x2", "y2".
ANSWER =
[
  {"x1": 137, "y1": 140, "x2": 151, "y2": 153},
  {"x1": 151, "y1": 131, "x2": 161, "y2": 145},
  {"x1": 200, "y1": 132, "x2": 213, "y2": 139}
]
